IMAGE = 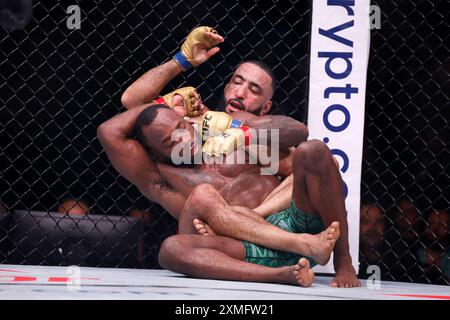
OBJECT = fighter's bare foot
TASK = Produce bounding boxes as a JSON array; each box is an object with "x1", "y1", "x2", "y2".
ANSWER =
[
  {"x1": 302, "y1": 221, "x2": 340, "y2": 265},
  {"x1": 293, "y1": 258, "x2": 315, "y2": 287},
  {"x1": 331, "y1": 266, "x2": 360, "y2": 288},
  {"x1": 193, "y1": 219, "x2": 217, "y2": 236}
]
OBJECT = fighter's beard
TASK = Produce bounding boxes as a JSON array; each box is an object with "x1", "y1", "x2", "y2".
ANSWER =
[{"x1": 217, "y1": 92, "x2": 263, "y2": 115}]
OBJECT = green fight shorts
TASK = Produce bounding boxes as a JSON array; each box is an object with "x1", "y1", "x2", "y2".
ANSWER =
[{"x1": 242, "y1": 199, "x2": 325, "y2": 268}]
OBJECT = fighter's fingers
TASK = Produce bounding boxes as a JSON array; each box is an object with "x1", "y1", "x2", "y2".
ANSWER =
[
  {"x1": 192, "y1": 90, "x2": 201, "y2": 101},
  {"x1": 206, "y1": 32, "x2": 224, "y2": 43},
  {"x1": 207, "y1": 27, "x2": 218, "y2": 34},
  {"x1": 187, "y1": 91, "x2": 200, "y2": 110},
  {"x1": 199, "y1": 102, "x2": 207, "y2": 112},
  {"x1": 205, "y1": 47, "x2": 220, "y2": 59},
  {"x1": 190, "y1": 98, "x2": 198, "y2": 110},
  {"x1": 193, "y1": 96, "x2": 201, "y2": 110}
]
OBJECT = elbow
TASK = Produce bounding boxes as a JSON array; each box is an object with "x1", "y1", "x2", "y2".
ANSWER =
[
  {"x1": 121, "y1": 91, "x2": 132, "y2": 110},
  {"x1": 287, "y1": 120, "x2": 308, "y2": 146},
  {"x1": 121, "y1": 86, "x2": 143, "y2": 110},
  {"x1": 97, "y1": 121, "x2": 113, "y2": 144},
  {"x1": 96, "y1": 123, "x2": 107, "y2": 143}
]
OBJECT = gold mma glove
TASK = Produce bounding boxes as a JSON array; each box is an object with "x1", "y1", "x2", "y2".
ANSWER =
[
  {"x1": 200, "y1": 111, "x2": 243, "y2": 141},
  {"x1": 173, "y1": 26, "x2": 221, "y2": 70},
  {"x1": 154, "y1": 86, "x2": 201, "y2": 117},
  {"x1": 202, "y1": 127, "x2": 252, "y2": 157}
]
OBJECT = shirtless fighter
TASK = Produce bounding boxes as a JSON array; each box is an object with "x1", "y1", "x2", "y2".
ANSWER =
[
  {"x1": 108, "y1": 26, "x2": 359, "y2": 287},
  {"x1": 98, "y1": 96, "x2": 342, "y2": 286}
]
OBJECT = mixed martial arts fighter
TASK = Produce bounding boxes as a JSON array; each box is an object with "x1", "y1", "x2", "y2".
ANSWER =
[{"x1": 99, "y1": 26, "x2": 359, "y2": 287}]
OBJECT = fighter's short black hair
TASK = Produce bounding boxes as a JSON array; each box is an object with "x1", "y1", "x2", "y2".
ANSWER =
[
  {"x1": 241, "y1": 60, "x2": 277, "y2": 94},
  {"x1": 134, "y1": 104, "x2": 171, "y2": 147}
]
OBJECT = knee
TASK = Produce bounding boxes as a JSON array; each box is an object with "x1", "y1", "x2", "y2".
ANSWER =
[
  {"x1": 294, "y1": 139, "x2": 331, "y2": 169},
  {"x1": 192, "y1": 183, "x2": 218, "y2": 197},
  {"x1": 188, "y1": 183, "x2": 219, "y2": 209},
  {"x1": 158, "y1": 235, "x2": 185, "y2": 269}
]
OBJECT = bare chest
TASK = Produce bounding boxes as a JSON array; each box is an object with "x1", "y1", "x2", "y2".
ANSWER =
[{"x1": 157, "y1": 162, "x2": 280, "y2": 208}]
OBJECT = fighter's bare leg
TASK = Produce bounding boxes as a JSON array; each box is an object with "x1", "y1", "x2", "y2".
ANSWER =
[
  {"x1": 159, "y1": 234, "x2": 314, "y2": 287},
  {"x1": 193, "y1": 221, "x2": 338, "y2": 269},
  {"x1": 252, "y1": 174, "x2": 294, "y2": 217},
  {"x1": 181, "y1": 184, "x2": 340, "y2": 266},
  {"x1": 292, "y1": 139, "x2": 360, "y2": 287},
  {"x1": 191, "y1": 174, "x2": 293, "y2": 236},
  {"x1": 195, "y1": 218, "x2": 340, "y2": 268},
  {"x1": 178, "y1": 190, "x2": 204, "y2": 235},
  {"x1": 193, "y1": 205, "x2": 272, "y2": 236},
  {"x1": 178, "y1": 190, "x2": 266, "y2": 235}
]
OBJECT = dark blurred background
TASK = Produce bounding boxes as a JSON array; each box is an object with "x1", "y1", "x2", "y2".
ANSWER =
[{"x1": 0, "y1": 0, "x2": 448, "y2": 284}]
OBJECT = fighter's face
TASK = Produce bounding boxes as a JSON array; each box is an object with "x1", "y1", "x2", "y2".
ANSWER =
[
  {"x1": 142, "y1": 108, "x2": 199, "y2": 162},
  {"x1": 223, "y1": 62, "x2": 273, "y2": 116}
]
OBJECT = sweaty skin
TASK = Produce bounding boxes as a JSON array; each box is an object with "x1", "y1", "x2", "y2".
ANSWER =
[
  {"x1": 97, "y1": 104, "x2": 307, "y2": 219},
  {"x1": 159, "y1": 234, "x2": 323, "y2": 287},
  {"x1": 117, "y1": 28, "x2": 359, "y2": 287},
  {"x1": 179, "y1": 184, "x2": 340, "y2": 266}
]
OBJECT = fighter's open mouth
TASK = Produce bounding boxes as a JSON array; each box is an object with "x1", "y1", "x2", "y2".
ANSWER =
[{"x1": 228, "y1": 100, "x2": 244, "y2": 110}]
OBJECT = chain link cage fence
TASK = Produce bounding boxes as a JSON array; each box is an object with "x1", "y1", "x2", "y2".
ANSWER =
[
  {"x1": 359, "y1": 0, "x2": 449, "y2": 285},
  {"x1": 0, "y1": 0, "x2": 448, "y2": 285}
]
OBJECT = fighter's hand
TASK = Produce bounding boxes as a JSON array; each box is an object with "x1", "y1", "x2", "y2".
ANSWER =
[
  {"x1": 330, "y1": 268, "x2": 361, "y2": 288},
  {"x1": 174, "y1": 26, "x2": 224, "y2": 70},
  {"x1": 200, "y1": 111, "x2": 242, "y2": 141},
  {"x1": 154, "y1": 86, "x2": 202, "y2": 117},
  {"x1": 188, "y1": 29, "x2": 224, "y2": 66},
  {"x1": 202, "y1": 127, "x2": 251, "y2": 157}
]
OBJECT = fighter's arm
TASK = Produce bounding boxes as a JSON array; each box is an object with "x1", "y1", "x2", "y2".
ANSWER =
[
  {"x1": 230, "y1": 111, "x2": 309, "y2": 147},
  {"x1": 121, "y1": 27, "x2": 224, "y2": 110},
  {"x1": 97, "y1": 105, "x2": 186, "y2": 217},
  {"x1": 121, "y1": 60, "x2": 183, "y2": 110},
  {"x1": 230, "y1": 111, "x2": 296, "y2": 178},
  {"x1": 200, "y1": 111, "x2": 305, "y2": 177},
  {"x1": 244, "y1": 115, "x2": 306, "y2": 178},
  {"x1": 244, "y1": 115, "x2": 308, "y2": 149}
]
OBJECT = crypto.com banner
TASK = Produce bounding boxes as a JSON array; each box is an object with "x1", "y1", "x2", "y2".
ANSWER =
[{"x1": 308, "y1": 0, "x2": 371, "y2": 273}]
